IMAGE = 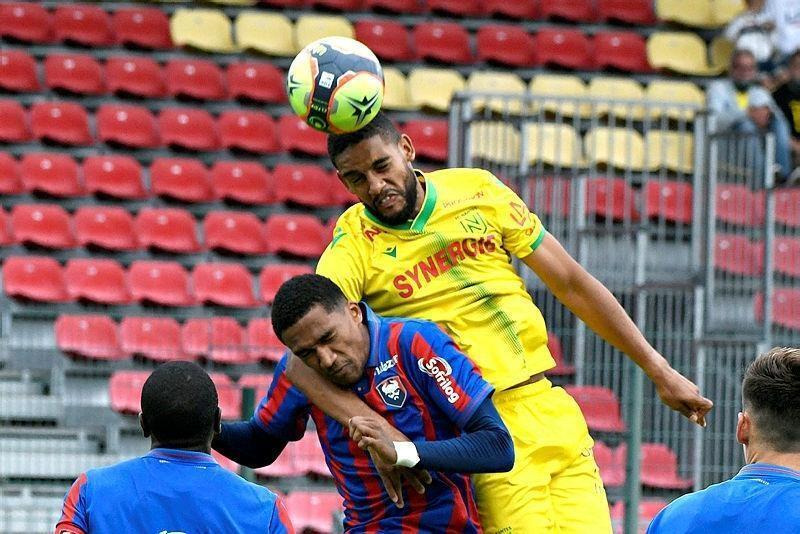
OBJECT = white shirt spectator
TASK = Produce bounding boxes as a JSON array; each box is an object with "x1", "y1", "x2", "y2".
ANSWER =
[
  {"x1": 725, "y1": 8, "x2": 776, "y2": 63},
  {"x1": 767, "y1": 0, "x2": 800, "y2": 57}
]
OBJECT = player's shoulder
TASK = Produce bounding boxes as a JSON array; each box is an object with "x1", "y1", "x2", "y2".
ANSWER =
[{"x1": 214, "y1": 464, "x2": 282, "y2": 506}]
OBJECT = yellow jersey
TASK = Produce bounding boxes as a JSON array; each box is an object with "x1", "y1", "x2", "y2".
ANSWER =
[{"x1": 316, "y1": 168, "x2": 555, "y2": 392}]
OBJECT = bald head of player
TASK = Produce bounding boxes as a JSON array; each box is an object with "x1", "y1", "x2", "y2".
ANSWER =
[
  {"x1": 139, "y1": 361, "x2": 222, "y2": 453},
  {"x1": 327, "y1": 112, "x2": 425, "y2": 226}
]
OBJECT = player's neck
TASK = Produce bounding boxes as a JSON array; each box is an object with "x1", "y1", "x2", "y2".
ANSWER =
[
  {"x1": 150, "y1": 439, "x2": 211, "y2": 454},
  {"x1": 410, "y1": 179, "x2": 426, "y2": 218},
  {"x1": 748, "y1": 449, "x2": 800, "y2": 472}
]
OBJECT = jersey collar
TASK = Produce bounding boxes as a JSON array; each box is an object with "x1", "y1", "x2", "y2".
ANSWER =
[
  {"x1": 360, "y1": 302, "x2": 384, "y2": 369},
  {"x1": 738, "y1": 463, "x2": 800, "y2": 481},
  {"x1": 362, "y1": 170, "x2": 437, "y2": 233},
  {"x1": 147, "y1": 448, "x2": 216, "y2": 465}
]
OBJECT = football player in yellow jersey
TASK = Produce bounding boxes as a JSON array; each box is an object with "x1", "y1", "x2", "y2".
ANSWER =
[{"x1": 285, "y1": 113, "x2": 713, "y2": 533}]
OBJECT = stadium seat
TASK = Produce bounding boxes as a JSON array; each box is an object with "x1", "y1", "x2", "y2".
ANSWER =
[
  {"x1": 279, "y1": 115, "x2": 328, "y2": 156},
  {"x1": 407, "y1": 68, "x2": 465, "y2": 112},
  {"x1": 165, "y1": 59, "x2": 226, "y2": 101},
  {"x1": 10, "y1": 203, "x2": 75, "y2": 249},
  {"x1": 265, "y1": 214, "x2": 328, "y2": 258},
  {"x1": 105, "y1": 57, "x2": 166, "y2": 98},
  {"x1": 470, "y1": 122, "x2": 520, "y2": 165},
  {"x1": 255, "y1": 441, "x2": 303, "y2": 478},
  {"x1": 403, "y1": 120, "x2": 448, "y2": 162},
  {"x1": 247, "y1": 318, "x2": 286, "y2": 363},
  {"x1": 774, "y1": 237, "x2": 800, "y2": 277},
  {"x1": 120, "y1": 317, "x2": 186, "y2": 362},
  {"x1": 645, "y1": 80, "x2": 705, "y2": 120},
  {"x1": 597, "y1": 0, "x2": 655, "y2": 24},
  {"x1": 30, "y1": 101, "x2": 92, "y2": 146},
  {"x1": 182, "y1": 318, "x2": 251, "y2": 365},
  {"x1": 656, "y1": 0, "x2": 743, "y2": 28},
  {"x1": 523, "y1": 123, "x2": 584, "y2": 168},
  {"x1": 294, "y1": 432, "x2": 330, "y2": 477},
  {"x1": 354, "y1": 19, "x2": 413, "y2": 62},
  {"x1": 586, "y1": 77, "x2": 646, "y2": 120},
  {"x1": 204, "y1": 211, "x2": 268, "y2": 255},
  {"x1": 135, "y1": 208, "x2": 201, "y2": 254},
  {"x1": 466, "y1": 71, "x2": 527, "y2": 114},
  {"x1": 364, "y1": 0, "x2": 426, "y2": 14},
  {"x1": 379, "y1": 67, "x2": 415, "y2": 111},
  {"x1": 0, "y1": 99, "x2": 31, "y2": 142},
  {"x1": 0, "y1": 3, "x2": 52, "y2": 43},
  {"x1": 311, "y1": 0, "x2": 363, "y2": 10},
  {"x1": 170, "y1": 8, "x2": 237, "y2": 53},
  {"x1": 56, "y1": 315, "x2": 123, "y2": 361},
  {"x1": 64, "y1": 258, "x2": 131, "y2": 305},
  {"x1": 19, "y1": 152, "x2": 83, "y2": 197},
  {"x1": 210, "y1": 373, "x2": 243, "y2": 420},
  {"x1": 109, "y1": 371, "x2": 152, "y2": 414},
  {"x1": 44, "y1": 54, "x2": 104, "y2": 95},
  {"x1": 645, "y1": 131, "x2": 694, "y2": 173},
  {"x1": 193, "y1": 263, "x2": 258, "y2": 308},
  {"x1": 585, "y1": 178, "x2": 640, "y2": 222},
  {"x1": 715, "y1": 184, "x2": 765, "y2": 227},
  {"x1": 714, "y1": 234, "x2": 763, "y2": 276},
  {"x1": 0, "y1": 208, "x2": 11, "y2": 246},
  {"x1": 564, "y1": 385, "x2": 626, "y2": 432},
  {"x1": 74, "y1": 206, "x2": 138, "y2": 252},
  {"x1": 295, "y1": 14, "x2": 355, "y2": 49},
  {"x1": 53, "y1": 4, "x2": 114, "y2": 47},
  {"x1": 96, "y1": 104, "x2": 160, "y2": 149},
  {"x1": 584, "y1": 127, "x2": 646, "y2": 171},
  {"x1": 593, "y1": 32, "x2": 650, "y2": 73},
  {"x1": 218, "y1": 110, "x2": 280, "y2": 154},
  {"x1": 610, "y1": 499, "x2": 668, "y2": 533},
  {"x1": 112, "y1": 7, "x2": 173, "y2": 49},
  {"x1": 414, "y1": 22, "x2": 473, "y2": 64},
  {"x1": 149, "y1": 158, "x2": 215, "y2": 203},
  {"x1": 644, "y1": 180, "x2": 694, "y2": 224},
  {"x1": 226, "y1": 62, "x2": 286, "y2": 103},
  {"x1": 238, "y1": 373, "x2": 273, "y2": 400},
  {"x1": 775, "y1": 188, "x2": 800, "y2": 227},
  {"x1": 3, "y1": 256, "x2": 70, "y2": 302},
  {"x1": 83, "y1": 156, "x2": 147, "y2": 201},
  {"x1": 534, "y1": 28, "x2": 592, "y2": 70},
  {"x1": 483, "y1": 0, "x2": 538, "y2": 18},
  {"x1": 158, "y1": 107, "x2": 219, "y2": 152},
  {"x1": 476, "y1": 25, "x2": 537, "y2": 68},
  {"x1": 259, "y1": 263, "x2": 315, "y2": 304},
  {"x1": 129, "y1": 260, "x2": 195, "y2": 307},
  {"x1": 210, "y1": 160, "x2": 274, "y2": 205},
  {"x1": 640, "y1": 443, "x2": 692, "y2": 489},
  {"x1": 529, "y1": 74, "x2": 590, "y2": 117},
  {"x1": 593, "y1": 441, "x2": 625, "y2": 488},
  {"x1": 284, "y1": 492, "x2": 343, "y2": 534},
  {"x1": 540, "y1": 0, "x2": 594, "y2": 22},
  {"x1": 546, "y1": 332, "x2": 575, "y2": 375},
  {"x1": 273, "y1": 164, "x2": 339, "y2": 208},
  {"x1": 234, "y1": 12, "x2": 296, "y2": 57},
  {"x1": 761, "y1": 289, "x2": 800, "y2": 330},
  {"x1": 0, "y1": 153, "x2": 22, "y2": 195},
  {"x1": 647, "y1": 32, "x2": 723, "y2": 76},
  {"x1": 0, "y1": 50, "x2": 40, "y2": 92}
]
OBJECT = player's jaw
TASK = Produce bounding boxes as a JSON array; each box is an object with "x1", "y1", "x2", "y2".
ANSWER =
[{"x1": 367, "y1": 168, "x2": 419, "y2": 226}]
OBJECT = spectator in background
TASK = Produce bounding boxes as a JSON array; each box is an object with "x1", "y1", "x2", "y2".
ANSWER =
[
  {"x1": 772, "y1": 50, "x2": 800, "y2": 166},
  {"x1": 767, "y1": 0, "x2": 800, "y2": 63},
  {"x1": 725, "y1": 0, "x2": 778, "y2": 72},
  {"x1": 647, "y1": 347, "x2": 800, "y2": 533}
]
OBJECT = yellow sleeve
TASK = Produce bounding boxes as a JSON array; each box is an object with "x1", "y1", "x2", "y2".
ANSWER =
[
  {"x1": 484, "y1": 172, "x2": 547, "y2": 259},
  {"x1": 315, "y1": 215, "x2": 367, "y2": 302}
]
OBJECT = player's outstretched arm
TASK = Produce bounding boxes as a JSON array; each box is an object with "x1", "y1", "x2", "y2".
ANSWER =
[
  {"x1": 524, "y1": 233, "x2": 713, "y2": 426},
  {"x1": 212, "y1": 420, "x2": 289, "y2": 469}
]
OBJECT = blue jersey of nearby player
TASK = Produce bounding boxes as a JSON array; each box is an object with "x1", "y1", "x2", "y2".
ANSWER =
[
  {"x1": 55, "y1": 448, "x2": 293, "y2": 534},
  {"x1": 647, "y1": 463, "x2": 800, "y2": 534},
  {"x1": 254, "y1": 303, "x2": 494, "y2": 533}
]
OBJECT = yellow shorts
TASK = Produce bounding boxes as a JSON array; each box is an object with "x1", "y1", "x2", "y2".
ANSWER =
[{"x1": 473, "y1": 379, "x2": 612, "y2": 534}]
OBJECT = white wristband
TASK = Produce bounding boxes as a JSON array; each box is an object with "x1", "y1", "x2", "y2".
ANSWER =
[{"x1": 393, "y1": 441, "x2": 420, "y2": 468}]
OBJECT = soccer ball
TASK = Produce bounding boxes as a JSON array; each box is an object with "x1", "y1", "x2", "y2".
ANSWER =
[{"x1": 287, "y1": 36, "x2": 384, "y2": 134}]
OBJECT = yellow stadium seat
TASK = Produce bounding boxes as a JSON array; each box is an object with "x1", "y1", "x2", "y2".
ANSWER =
[
  {"x1": 645, "y1": 131, "x2": 694, "y2": 173},
  {"x1": 529, "y1": 74, "x2": 590, "y2": 118},
  {"x1": 647, "y1": 32, "x2": 723, "y2": 76},
  {"x1": 645, "y1": 80, "x2": 705, "y2": 120},
  {"x1": 407, "y1": 68, "x2": 465, "y2": 112},
  {"x1": 586, "y1": 77, "x2": 646, "y2": 120},
  {"x1": 382, "y1": 67, "x2": 417, "y2": 111},
  {"x1": 470, "y1": 122, "x2": 521, "y2": 165},
  {"x1": 295, "y1": 14, "x2": 354, "y2": 50},
  {"x1": 170, "y1": 8, "x2": 236, "y2": 53},
  {"x1": 523, "y1": 122, "x2": 584, "y2": 168},
  {"x1": 235, "y1": 12, "x2": 296, "y2": 56},
  {"x1": 466, "y1": 71, "x2": 527, "y2": 115},
  {"x1": 709, "y1": 36, "x2": 735, "y2": 72},
  {"x1": 655, "y1": 0, "x2": 742, "y2": 28},
  {"x1": 712, "y1": 0, "x2": 746, "y2": 26},
  {"x1": 585, "y1": 127, "x2": 646, "y2": 170}
]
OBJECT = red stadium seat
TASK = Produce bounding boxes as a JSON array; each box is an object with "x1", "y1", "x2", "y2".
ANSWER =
[
  {"x1": 83, "y1": 155, "x2": 147, "y2": 200},
  {"x1": 403, "y1": 120, "x2": 448, "y2": 162},
  {"x1": 640, "y1": 443, "x2": 692, "y2": 489},
  {"x1": 610, "y1": 499, "x2": 668, "y2": 531},
  {"x1": 112, "y1": 7, "x2": 173, "y2": 50},
  {"x1": 105, "y1": 56, "x2": 166, "y2": 98},
  {"x1": 64, "y1": 258, "x2": 130, "y2": 305},
  {"x1": 10, "y1": 203, "x2": 75, "y2": 249},
  {"x1": 585, "y1": 178, "x2": 640, "y2": 221},
  {"x1": 0, "y1": 100, "x2": 31, "y2": 142},
  {"x1": 0, "y1": 3, "x2": 52, "y2": 43},
  {"x1": 210, "y1": 160, "x2": 274, "y2": 205},
  {"x1": 284, "y1": 492, "x2": 343, "y2": 534},
  {"x1": 534, "y1": 28, "x2": 593, "y2": 70},
  {"x1": 265, "y1": 214, "x2": 328, "y2": 258},
  {"x1": 273, "y1": 164, "x2": 340, "y2": 208},
  {"x1": 134, "y1": 208, "x2": 201, "y2": 254},
  {"x1": 226, "y1": 62, "x2": 286, "y2": 104},
  {"x1": 332, "y1": 179, "x2": 358, "y2": 205},
  {"x1": 53, "y1": 4, "x2": 113, "y2": 47},
  {"x1": 218, "y1": 110, "x2": 280, "y2": 154},
  {"x1": 0, "y1": 153, "x2": 22, "y2": 195},
  {"x1": 19, "y1": 152, "x2": 83, "y2": 197},
  {"x1": 295, "y1": 432, "x2": 330, "y2": 477},
  {"x1": 120, "y1": 316, "x2": 187, "y2": 362},
  {"x1": 546, "y1": 332, "x2": 575, "y2": 376},
  {"x1": 414, "y1": 22, "x2": 473, "y2": 64},
  {"x1": 477, "y1": 25, "x2": 537, "y2": 67},
  {"x1": 238, "y1": 373, "x2": 273, "y2": 400},
  {"x1": 96, "y1": 104, "x2": 160, "y2": 148},
  {"x1": 74, "y1": 206, "x2": 138, "y2": 252},
  {"x1": 597, "y1": 0, "x2": 655, "y2": 25},
  {"x1": 192, "y1": 263, "x2": 258, "y2": 308},
  {"x1": 150, "y1": 158, "x2": 215, "y2": 203},
  {"x1": 247, "y1": 318, "x2": 286, "y2": 363},
  {"x1": 483, "y1": 0, "x2": 539, "y2": 19},
  {"x1": 259, "y1": 263, "x2": 315, "y2": 304},
  {"x1": 182, "y1": 317, "x2": 251, "y2": 365},
  {"x1": 44, "y1": 54, "x2": 104, "y2": 95},
  {"x1": 540, "y1": 0, "x2": 594, "y2": 22},
  {"x1": 204, "y1": 211, "x2": 268, "y2": 255},
  {"x1": 279, "y1": 115, "x2": 328, "y2": 156},
  {"x1": 754, "y1": 289, "x2": 800, "y2": 330},
  {"x1": 774, "y1": 237, "x2": 800, "y2": 277},
  {"x1": 159, "y1": 107, "x2": 219, "y2": 152},
  {"x1": 164, "y1": 59, "x2": 226, "y2": 101},
  {"x1": 0, "y1": 208, "x2": 11, "y2": 245},
  {"x1": 716, "y1": 184, "x2": 765, "y2": 227},
  {"x1": 128, "y1": 260, "x2": 195, "y2": 306},
  {"x1": 428, "y1": 0, "x2": 483, "y2": 16},
  {"x1": 644, "y1": 181, "x2": 693, "y2": 224},
  {"x1": 775, "y1": 187, "x2": 800, "y2": 227},
  {"x1": 55, "y1": 315, "x2": 123, "y2": 361},
  {"x1": 364, "y1": 0, "x2": 425, "y2": 14},
  {"x1": 311, "y1": 0, "x2": 364, "y2": 10},
  {"x1": 255, "y1": 441, "x2": 303, "y2": 478},
  {"x1": 109, "y1": 371, "x2": 151, "y2": 414},
  {"x1": 30, "y1": 101, "x2": 92, "y2": 146},
  {"x1": 714, "y1": 234, "x2": 763, "y2": 276},
  {"x1": 0, "y1": 50, "x2": 40, "y2": 92},
  {"x1": 210, "y1": 373, "x2": 242, "y2": 420},
  {"x1": 593, "y1": 441, "x2": 625, "y2": 488},
  {"x1": 2, "y1": 256, "x2": 69, "y2": 302},
  {"x1": 593, "y1": 32, "x2": 650, "y2": 73},
  {"x1": 565, "y1": 385, "x2": 626, "y2": 432},
  {"x1": 354, "y1": 20, "x2": 413, "y2": 62}
]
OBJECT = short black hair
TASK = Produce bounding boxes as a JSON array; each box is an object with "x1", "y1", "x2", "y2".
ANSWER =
[
  {"x1": 327, "y1": 111, "x2": 401, "y2": 167},
  {"x1": 742, "y1": 347, "x2": 800, "y2": 452},
  {"x1": 271, "y1": 274, "x2": 347, "y2": 341},
  {"x1": 141, "y1": 361, "x2": 218, "y2": 447}
]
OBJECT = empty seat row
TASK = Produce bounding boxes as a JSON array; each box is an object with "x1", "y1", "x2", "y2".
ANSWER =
[
  {"x1": 715, "y1": 185, "x2": 800, "y2": 228},
  {"x1": 254, "y1": 432, "x2": 329, "y2": 479},
  {"x1": 594, "y1": 441, "x2": 693, "y2": 490},
  {"x1": 3, "y1": 256, "x2": 314, "y2": 308},
  {"x1": 754, "y1": 289, "x2": 800, "y2": 332},
  {"x1": 564, "y1": 385, "x2": 626, "y2": 433},
  {"x1": 714, "y1": 234, "x2": 800, "y2": 278}
]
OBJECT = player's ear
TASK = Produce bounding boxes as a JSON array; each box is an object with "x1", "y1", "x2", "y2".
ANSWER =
[
  {"x1": 349, "y1": 301, "x2": 362, "y2": 323},
  {"x1": 139, "y1": 413, "x2": 150, "y2": 438},
  {"x1": 399, "y1": 133, "x2": 415, "y2": 163},
  {"x1": 736, "y1": 411, "x2": 751, "y2": 446},
  {"x1": 213, "y1": 407, "x2": 222, "y2": 434}
]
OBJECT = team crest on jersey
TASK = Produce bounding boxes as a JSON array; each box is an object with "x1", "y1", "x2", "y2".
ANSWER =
[
  {"x1": 375, "y1": 376, "x2": 407, "y2": 409},
  {"x1": 457, "y1": 209, "x2": 488, "y2": 234}
]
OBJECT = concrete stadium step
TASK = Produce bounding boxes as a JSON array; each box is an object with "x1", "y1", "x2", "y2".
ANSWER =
[
  {"x1": 0, "y1": 450, "x2": 126, "y2": 480},
  {"x1": 0, "y1": 427, "x2": 99, "y2": 454}
]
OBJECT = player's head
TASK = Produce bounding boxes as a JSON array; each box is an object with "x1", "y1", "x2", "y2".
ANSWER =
[
  {"x1": 139, "y1": 361, "x2": 221, "y2": 451},
  {"x1": 327, "y1": 111, "x2": 422, "y2": 226},
  {"x1": 271, "y1": 274, "x2": 370, "y2": 387},
  {"x1": 737, "y1": 347, "x2": 800, "y2": 458}
]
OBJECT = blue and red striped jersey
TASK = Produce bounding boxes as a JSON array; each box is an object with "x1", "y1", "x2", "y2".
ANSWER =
[
  {"x1": 55, "y1": 448, "x2": 293, "y2": 534},
  {"x1": 254, "y1": 303, "x2": 494, "y2": 533}
]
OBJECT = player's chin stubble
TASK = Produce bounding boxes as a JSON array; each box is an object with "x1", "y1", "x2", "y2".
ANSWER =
[{"x1": 371, "y1": 169, "x2": 418, "y2": 226}]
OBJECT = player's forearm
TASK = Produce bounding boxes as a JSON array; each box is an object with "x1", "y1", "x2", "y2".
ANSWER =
[{"x1": 212, "y1": 420, "x2": 288, "y2": 469}]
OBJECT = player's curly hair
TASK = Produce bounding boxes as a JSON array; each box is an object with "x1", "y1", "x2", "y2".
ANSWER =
[
  {"x1": 271, "y1": 274, "x2": 347, "y2": 341},
  {"x1": 327, "y1": 111, "x2": 401, "y2": 167}
]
